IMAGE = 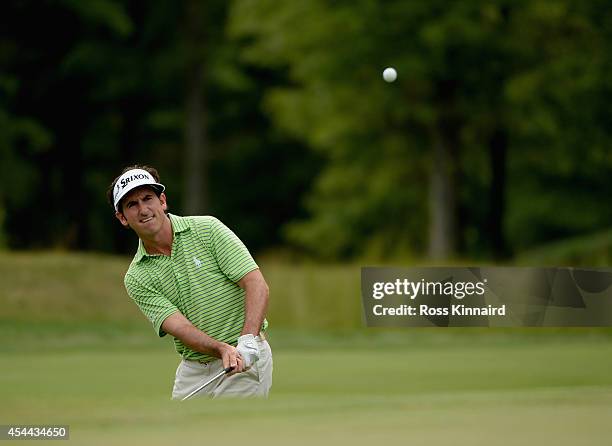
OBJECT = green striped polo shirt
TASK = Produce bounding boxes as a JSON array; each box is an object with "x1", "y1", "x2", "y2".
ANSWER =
[{"x1": 124, "y1": 214, "x2": 264, "y2": 363}]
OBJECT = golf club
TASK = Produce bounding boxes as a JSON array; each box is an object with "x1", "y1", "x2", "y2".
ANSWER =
[{"x1": 181, "y1": 366, "x2": 235, "y2": 401}]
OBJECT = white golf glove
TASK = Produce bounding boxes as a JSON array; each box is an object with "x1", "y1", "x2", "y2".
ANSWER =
[{"x1": 236, "y1": 334, "x2": 260, "y2": 368}]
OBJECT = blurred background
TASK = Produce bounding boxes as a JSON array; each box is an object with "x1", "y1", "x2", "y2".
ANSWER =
[
  {"x1": 2, "y1": 0, "x2": 611, "y2": 263},
  {"x1": 1, "y1": 1, "x2": 612, "y2": 445}
]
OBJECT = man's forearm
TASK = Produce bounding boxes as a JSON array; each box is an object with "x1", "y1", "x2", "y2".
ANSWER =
[
  {"x1": 161, "y1": 312, "x2": 245, "y2": 373},
  {"x1": 239, "y1": 269, "x2": 269, "y2": 336},
  {"x1": 162, "y1": 312, "x2": 224, "y2": 357}
]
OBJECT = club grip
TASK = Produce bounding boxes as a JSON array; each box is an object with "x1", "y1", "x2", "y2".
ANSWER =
[{"x1": 224, "y1": 366, "x2": 235, "y2": 373}]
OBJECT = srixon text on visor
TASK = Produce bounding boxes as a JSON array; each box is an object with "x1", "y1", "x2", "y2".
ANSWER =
[{"x1": 119, "y1": 173, "x2": 150, "y2": 189}]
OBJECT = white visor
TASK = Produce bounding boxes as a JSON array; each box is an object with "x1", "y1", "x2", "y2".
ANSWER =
[{"x1": 113, "y1": 168, "x2": 165, "y2": 211}]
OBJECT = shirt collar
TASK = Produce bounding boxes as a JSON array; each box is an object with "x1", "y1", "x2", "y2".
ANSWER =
[
  {"x1": 169, "y1": 213, "x2": 191, "y2": 234},
  {"x1": 134, "y1": 214, "x2": 190, "y2": 262}
]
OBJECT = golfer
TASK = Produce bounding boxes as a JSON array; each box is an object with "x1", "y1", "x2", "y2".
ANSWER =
[{"x1": 107, "y1": 165, "x2": 272, "y2": 399}]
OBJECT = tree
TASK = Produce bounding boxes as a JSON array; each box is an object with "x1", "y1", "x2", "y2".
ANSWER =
[
  {"x1": 230, "y1": 0, "x2": 612, "y2": 261},
  {"x1": 229, "y1": 1, "x2": 503, "y2": 259},
  {"x1": 0, "y1": 0, "x2": 318, "y2": 253}
]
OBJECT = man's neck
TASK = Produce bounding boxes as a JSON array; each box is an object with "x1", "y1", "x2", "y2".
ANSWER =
[{"x1": 142, "y1": 215, "x2": 173, "y2": 256}]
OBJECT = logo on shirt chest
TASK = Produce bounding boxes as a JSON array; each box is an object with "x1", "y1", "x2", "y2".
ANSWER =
[{"x1": 193, "y1": 257, "x2": 202, "y2": 268}]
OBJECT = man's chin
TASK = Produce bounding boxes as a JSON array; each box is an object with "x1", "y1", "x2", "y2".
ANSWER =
[{"x1": 132, "y1": 221, "x2": 158, "y2": 235}]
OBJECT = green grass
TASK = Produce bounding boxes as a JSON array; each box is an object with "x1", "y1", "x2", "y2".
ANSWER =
[
  {"x1": 0, "y1": 251, "x2": 362, "y2": 328},
  {"x1": 1, "y1": 340, "x2": 611, "y2": 445},
  {"x1": 1, "y1": 252, "x2": 612, "y2": 445}
]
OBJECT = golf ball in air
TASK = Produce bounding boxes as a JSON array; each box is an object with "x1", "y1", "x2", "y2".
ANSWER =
[{"x1": 383, "y1": 67, "x2": 397, "y2": 82}]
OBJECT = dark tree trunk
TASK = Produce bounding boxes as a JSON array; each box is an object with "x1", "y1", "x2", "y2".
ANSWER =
[
  {"x1": 428, "y1": 80, "x2": 461, "y2": 260},
  {"x1": 488, "y1": 127, "x2": 508, "y2": 258},
  {"x1": 183, "y1": 0, "x2": 209, "y2": 215},
  {"x1": 428, "y1": 136, "x2": 459, "y2": 259}
]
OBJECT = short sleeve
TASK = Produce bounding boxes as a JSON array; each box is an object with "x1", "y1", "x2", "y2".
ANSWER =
[
  {"x1": 204, "y1": 217, "x2": 259, "y2": 282},
  {"x1": 124, "y1": 273, "x2": 179, "y2": 337}
]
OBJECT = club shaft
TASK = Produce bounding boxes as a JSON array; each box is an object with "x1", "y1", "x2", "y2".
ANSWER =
[{"x1": 181, "y1": 366, "x2": 232, "y2": 401}]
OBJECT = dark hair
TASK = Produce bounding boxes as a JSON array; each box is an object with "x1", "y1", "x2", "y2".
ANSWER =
[{"x1": 107, "y1": 164, "x2": 164, "y2": 213}]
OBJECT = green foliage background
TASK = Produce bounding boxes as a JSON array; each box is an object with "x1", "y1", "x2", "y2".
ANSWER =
[{"x1": 1, "y1": 0, "x2": 611, "y2": 263}]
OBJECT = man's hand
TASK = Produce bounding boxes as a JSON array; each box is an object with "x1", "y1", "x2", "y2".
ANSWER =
[
  {"x1": 236, "y1": 334, "x2": 260, "y2": 368},
  {"x1": 161, "y1": 312, "x2": 246, "y2": 375},
  {"x1": 217, "y1": 343, "x2": 245, "y2": 376}
]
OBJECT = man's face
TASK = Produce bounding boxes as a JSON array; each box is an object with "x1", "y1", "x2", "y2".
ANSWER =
[{"x1": 115, "y1": 186, "x2": 168, "y2": 237}]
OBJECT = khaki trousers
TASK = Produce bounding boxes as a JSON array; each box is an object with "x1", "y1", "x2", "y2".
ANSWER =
[{"x1": 172, "y1": 337, "x2": 273, "y2": 399}]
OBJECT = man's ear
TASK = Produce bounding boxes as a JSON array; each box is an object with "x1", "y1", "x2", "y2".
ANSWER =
[
  {"x1": 160, "y1": 192, "x2": 168, "y2": 211},
  {"x1": 115, "y1": 210, "x2": 129, "y2": 227}
]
